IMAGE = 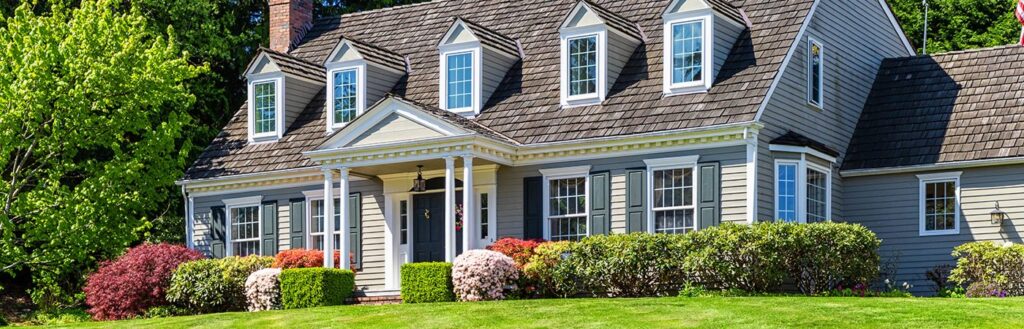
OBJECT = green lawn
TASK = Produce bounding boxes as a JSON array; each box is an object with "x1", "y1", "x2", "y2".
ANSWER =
[{"x1": 51, "y1": 297, "x2": 1024, "y2": 329}]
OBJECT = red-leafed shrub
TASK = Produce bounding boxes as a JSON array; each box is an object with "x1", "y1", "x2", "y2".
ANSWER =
[
  {"x1": 487, "y1": 238, "x2": 544, "y2": 268},
  {"x1": 272, "y1": 249, "x2": 356, "y2": 271},
  {"x1": 84, "y1": 243, "x2": 204, "y2": 320}
]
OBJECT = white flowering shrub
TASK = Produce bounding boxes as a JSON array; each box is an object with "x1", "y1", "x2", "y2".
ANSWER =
[
  {"x1": 244, "y1": 268, "x2": 282, "y2": 311},
  {"x1": 452, "y1": 249, "x2": 519, "y2": 301}
]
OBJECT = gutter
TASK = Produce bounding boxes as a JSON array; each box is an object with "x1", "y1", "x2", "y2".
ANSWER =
[{"x1": 840, "y1": 156, "x2": 1024, "y2": 177}]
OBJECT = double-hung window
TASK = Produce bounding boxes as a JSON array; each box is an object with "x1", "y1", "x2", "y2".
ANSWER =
[
  {"x1": 309, "y1": 198, "x2": 343, "y2": 250},
  {"x1": 652, "y1": 168, "x2": 696, "y2": 234},
  {"x1": 775, "y1": 159, "x2": 831, "y2": 223},
  {"x1": 541, "y1": 166, "x2": 591, "y2": 242},
  {"x1": 567, "y1": 35, "x2": 598, "y2": 97},
  {"x1": 332, "y1": 69, "x2": 358, "y2": 125},
  {"x1": 671, "y1": 20, "x2": 703, "y2": 85},
  {"x1": 918, "y1": 172, "x2": 961, "y2": 236},
  {"x1": 807, "y1": 38, "x2": 824, "y2": 108},
  {"x1": 253, "y1": 81, "x2": 277, "y2": 136},
  {"x1": 446, "y1": 52, "x2": 473, "y2": 110},
  {"x1": 223, "y1": 196, "x2": 263, "y2": 257}
]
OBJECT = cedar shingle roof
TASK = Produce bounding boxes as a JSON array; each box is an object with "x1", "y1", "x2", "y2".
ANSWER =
[
  {"x1": 335, "y1": 36, "x2": 407, "y2": 73},
  {"x1": 185, "y1": 0, "x2": 815, "y2": 180},
  {"x1": 843, "y1": 45, "x2": 1024, "y2": 171},
  {"x1": 255, "y1": 47, "x2": 326, "y2": 82},
  {"x1": 577, "y1": 0, "x2": 643, "y2": 41},
  {"x1": 771, "y1": 131, "x2": 839, "y2": 157},
  {"x1": 705, "y1": 0, "x2": 746, "y2": 26},
  {"x1": 455, "y1": 17, "x2": 520, "y2": 58}
]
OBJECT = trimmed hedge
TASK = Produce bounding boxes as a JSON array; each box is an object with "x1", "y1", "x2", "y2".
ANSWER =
[
  {"x1": 166, "y1": 256, "x2": 273, "y2": 314},
  {"x1": 401, "y1": 262, "x2": 454, "y2": 303},
  {"x1": 279, "y1": 268, "x2": 355, "y2": 309},
  {"x1": 563, "y1": 233, "x2": 688, "y2": 297}
]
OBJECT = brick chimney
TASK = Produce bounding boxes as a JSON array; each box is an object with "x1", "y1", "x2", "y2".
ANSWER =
[{"x1": 269, "y1": 0, "x2": 313, "y2": 53}]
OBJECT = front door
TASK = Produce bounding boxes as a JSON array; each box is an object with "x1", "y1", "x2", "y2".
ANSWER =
[{"x1": 412, "y1": 192, "x2": 462, "y2": 262}]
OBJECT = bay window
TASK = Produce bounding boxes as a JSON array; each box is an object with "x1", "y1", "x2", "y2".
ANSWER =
[{"x1": 774, "y1": 159, "x2": 831, "y2": 223}]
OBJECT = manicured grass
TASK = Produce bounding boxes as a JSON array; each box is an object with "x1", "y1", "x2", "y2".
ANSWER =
[{"x1": 53, "y1": 297, "x2": 1024, "y2": 328}]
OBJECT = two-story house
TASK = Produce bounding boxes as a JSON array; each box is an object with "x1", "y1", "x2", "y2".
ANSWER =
[{"x1": 178, "y1": 0, "x2": 1024, "y2": 296}]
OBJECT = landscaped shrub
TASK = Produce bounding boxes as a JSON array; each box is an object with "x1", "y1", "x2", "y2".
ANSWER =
[
  {"x1": 452, "y1": 250, "x2": 518, "y2": 301},
  {"x1": 522, "y1": 241, "x2": 575, "y2": 297},
  {"x1": 166, "y1": 255, "x2": 273, "y2": 314},
  {"x1": 563, "y1": 233, "x2": 690, "y2": 297},
  {"x1": 83, "y1": 243, "x2": 204, "y2": 320},
  {"x1": 401, "y1": 262, "x2": 454, "y2": 303},
  {"x1": 965, "y1": 281, "x2": 1008, "y2": 298},
  {"x1": 949, "y1": 241, "x2": 1024, "y2": 296},
  {"x1": 279, "y1": 268, "x2": 355, "y2": 309},
  {"x1": 789, "y1": 223, "x2": 881, "y2": 295},
  {"x1": 487, "y1": 238, "x2": 543, "y2": 268},
  {"x1": 272, "y1": 249, "x2": 356, "y2": 271},
  {"x1": 683, "y1": 223, "x2": 795, "y2": 292},
  {"x1": 245, "y1": 268, "x2": 282, "y2": 311}
]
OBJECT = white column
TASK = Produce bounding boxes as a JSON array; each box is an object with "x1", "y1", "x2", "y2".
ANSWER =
[
  {"x1": 462, "y1": 155, "x2": 475, "y2": 251},
  {"x1": 186, "y1": 196, "x2": 195, "y2": 249},
  {"x1": 338, "y1": 167, "x2": 351, "y2": 270},
  {"x1": 322, "y1": 168, "x2": 336, "y2": 268},
  {"x1": 444, "y1": 156, "x2": 456, "y2": 262}
]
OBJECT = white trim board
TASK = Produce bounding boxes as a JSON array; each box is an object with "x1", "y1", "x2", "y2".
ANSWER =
[
  {"x1": 841, "y1": 157, "x2": 1024, "y2": 177},
  {"x1": 753, "y1": 0, "x2": 821, "y2": 122}
]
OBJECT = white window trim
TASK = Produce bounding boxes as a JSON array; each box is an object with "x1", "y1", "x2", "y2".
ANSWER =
[
  {"x1": 644, "y1": 155, "x2": 700, "y2": 233},
  {"x1": 662, "y1": 10, "x2": 714, "y2": 95},
  {"x1": 246, "y1": 75, "x2": 285, "y2": 143},
  {"x1": 559, "y1": 26, "x2": 607, "y2": 107},
  {"x1": 917, "y1": 172, "x2": 962, "y2": 236},
  {"x1": 438, "y1": 43, "x2": 483, "y2": 116},
  {"x1": 222, "y1": 196, "x2": 263, "y2": 257},
  {"x1": 302, "y1": 189, "x2": 342, "y2": 249},
  {"x1": 807, "y1": 37, "x2": 825, "y2": 110},
  {"x1": 773, "y1": 156, "x2": 832, "y2": 223},
  {"x1": 540, "y1": 165, "x2": 591, "y2": 240},
  {"x1": 326, "y1": 63, "x2": 366, "y2": 131},
  {"x1": 477, "y1": 187, "x2": 498, "y2": 246}
]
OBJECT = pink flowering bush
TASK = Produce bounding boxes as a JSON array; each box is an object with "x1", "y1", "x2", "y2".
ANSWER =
[
  {"x1": 244, "y1": 268, "x2": 282, "y2": 311},
  {"x1": 452, "y1": 250, "x2": 518, "y2": 301}
]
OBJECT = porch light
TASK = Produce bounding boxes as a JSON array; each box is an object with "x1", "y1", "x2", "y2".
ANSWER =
[
  {"x1": 991, "y1": 202, "x2": 1008, "y2": 225},
  {"x1": 411, "y1": 165, "x2": 427, "y2": 192}
]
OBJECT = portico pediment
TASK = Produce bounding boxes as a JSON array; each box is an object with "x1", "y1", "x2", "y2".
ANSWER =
[{"x1": 317, "y1": 96, "x2": 475, "y2": 150}]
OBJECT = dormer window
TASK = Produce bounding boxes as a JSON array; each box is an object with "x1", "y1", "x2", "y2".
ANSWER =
[
  {"x1": 331, "y1": 68, "x2": 359, "y2": 125},
  {"x1": 253, "y1": 81, "x2": 278, "y2": 135},
  {"x1": 670, "y1": 20, "x2": 704, "y2": 84},
  {"x1": 324, "y1": 38, "x2": 407, "y2": 131},
  {"x1": 559, "y1": 1, "x2": 642, "y2": 107},
  {"x1": 567, "y1": 35, "x2": 598, "y2": 97},
  {"x1": 445, "y1": 52, "x2": 474, "y2": 110},
  {"x1": 662, "y1": 0, "x2": 748, "y2": 95},
  {"x1": 437, "y1": 17, "x2": 520, "y2": 117},
  {"x1": 244, "y1": 48, "x2": 325, "y2": 143}
]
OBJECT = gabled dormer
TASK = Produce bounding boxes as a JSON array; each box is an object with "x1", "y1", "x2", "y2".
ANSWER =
[
  {"x1": 244, "y1": 48, "x2": 325, "y2": 143},
  {"x1": 661, "y1": 0, "x2": 748, "y2": 95},
  {"x1": 324, "y1": 37, "x2": 408, "y2": 132},
  {"x1": 558, "y1": 0, "x2": 643, "y2": 107},
  {"x1": 437, "y1": 17, "x2": 521, "y2": 117}
]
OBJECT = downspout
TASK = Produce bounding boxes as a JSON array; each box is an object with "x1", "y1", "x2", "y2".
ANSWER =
[{"x1": 182, "y1": 185, "x2": 194, "y2": 249}]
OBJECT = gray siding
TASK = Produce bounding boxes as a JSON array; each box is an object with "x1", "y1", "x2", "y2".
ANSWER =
[
  {"x1": 606, "y1": 32, "x2": 636, "y2": 92},
  {"x1": 482, "y1": 48, "x2": 516, "y2": 108},
  {"x1": 713, "y1": 15, "x2": 743, "y2": 80},
  {"x1": 191, "y1": 179, "x2": 387, "y2": 292},
  {"x1": 365, "y1": 64, "x2": 402, "y2": 108},
  {"x1": 496, "y1": 145, "x2": 747, "y2": 238},
  {"x1": 845, "y1": 165, "x2": 1024, "y2": 295},
  {"x1": 757, "y1": 0, "x2": 911, "y2": 220},
  {"x1": 284, "y1": 76, "x2": 321, "y2": 131}
]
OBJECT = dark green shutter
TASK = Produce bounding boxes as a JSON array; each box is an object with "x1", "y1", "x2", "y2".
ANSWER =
[
  {"x1": 210, "y1": 206, "x2": 226, "y2": 258},
  {"x1": 589, "y1": 171, "x2": 611, "y2": 235},
  {"x1": 523, "y1": 176, "x2": 544, "y2": 240},
  {"x1": 698, "y1": 162, "x2": 721, "y2": 229},
  {"x1": 289, "y1": 198, "x2": 306, "y2": 249},
  {"x1": 625, "y1": 169, "x2": 647, "y2": 233},
  {"x1": 349, "y1": 193, "x2": 362, "y2": 269},
  {"x1": 261, "y1": 201, "x2": 278, "y2": 256}
]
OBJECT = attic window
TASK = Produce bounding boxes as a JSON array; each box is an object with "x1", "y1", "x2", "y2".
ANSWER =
[
  {"x1": 332, "y1": 69, "x2": 359, "y2": 124},
  {"x1": 662, "y1": 7, "x2": 713, "y2": 95},
  {"x1": 567, "y1": 36, "x2": 599, "y2": 97},
  {"x1": 445, "y1": 52, "x2": 474, "y2": 110},
  {"x1": 670, "y1": 20, "x2": 703, "y2": 84},
  {"x1": 247, "y1": 77, "x2": 284, "y2": 142},
  {"x1": 558, "y1": 1, "x2": 642, "y2": 107}
]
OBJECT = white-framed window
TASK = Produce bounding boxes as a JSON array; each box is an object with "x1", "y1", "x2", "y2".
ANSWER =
[
  {"x1": 670, "y1": 20, "x2": 703, "y2": 85},
  {"x1": 446, "y1": 52, "x2": 473, "y2": 110},
  {"x1": 399, "y1": 200, "x2": 409, "y2": 245},
  {"x1": 645, "y1": 155, "x2": 699, "y2": 234},
  {"x1": 567, "y1": 35, "x2": 598, "y2": 97},
  {"x1": 540, "y1": 166, "x2": 591, "y2": 241},
  {"x1": 247, "y1": 77, "x2": 283, "y2": 142},
  {"x1": 331, "y1": 68, "x2": 359, "y2": 125},
  {"x1": 917, "y1": 172, "x2": 961, "y2": 236},
  {"x1": 661, "y1": 5, "x2": 715, "y2": 95},
  {"x1": 480, "y1": 193, "x2": 490, "y2": 240},
  {"x1": 807, "y1": 37, "x2": 824, "y2": 108},
  {"x1": 222, "y1": 196, "x2": 263, "y2": 257},
  {"x1": 307, "y1": 198, "x2": 342, "y2": 250},
  {"x1": 774, "y1": 158, "x2": 832, "y2": 223}
]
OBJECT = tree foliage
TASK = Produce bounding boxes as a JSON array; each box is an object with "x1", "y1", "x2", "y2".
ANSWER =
[
  {"x1": 890, "y1": 0, "x2": 1021, "y2": 53},
  {"x1": 0, "y1": 0, "x2": 202, "y2": 307}
]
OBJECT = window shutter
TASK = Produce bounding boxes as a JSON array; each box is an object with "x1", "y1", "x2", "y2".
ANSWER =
[
  {"x1": 261, "y1": 201, "x2": 278, "y2": 256},
  {"x1": 589, "y1": 172, "x2": 610, "y2": 235},
  {"x1": 523, "y1": 176, "x2": 544, "y2": 239},
  {"x1": 210, "y1": 206, "x2": 226, "y2": 258},
  {"x1": 289, "y1": 198, "x2": 305, "y2": 249},
  {"x1": 349, "y1": 193, "x2": 362, "y2": 269},
  {"x1": 625, "y1": 169, "x2": 647, "y2": 233},
  {"x1": 698, "y1": 162, "x2": 721, "y2": 229}
]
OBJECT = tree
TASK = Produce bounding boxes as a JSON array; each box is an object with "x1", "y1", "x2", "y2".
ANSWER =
[
  {"x1": 0, "y1": 0, "x2": 202, "y2": 307},
  {"x1": 890, "y1": 0, "x2": 1020, "y2": 53}
]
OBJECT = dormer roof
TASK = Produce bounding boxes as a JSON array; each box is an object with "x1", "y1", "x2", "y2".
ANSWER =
[
  {"x1": 562, "y1": 0, "x2": 643, "y2": 41},
  {"x1": 326, "y1": 36, "x2": 408, "y2": 73},
  {"x1": 704, "y1": 0, "x2": 747, "y2": 26},
  {"x1": 245, "y1": 47, "x2": 325, "y2": 83},
  {"x1": 443, "y1": 17, "x2": 521, "y2": 58}
]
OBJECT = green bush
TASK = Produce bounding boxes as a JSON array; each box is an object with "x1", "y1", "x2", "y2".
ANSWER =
[
  {"x1": 789, "y1": 223, "x2": 881, "y2": 294},
  {"x1": 563, "y1": 233, "x2": 689, "y2": 297},
  {"x1": 401, "y1": 262, "x2": 454, "y2": 303},
  {"x1": 166, "y1": 256, "x2": 273, "y2": 314},
  {"x1": 522, "y1": 241, "x2": 576, "y2": 297},
  {"x1": 683, "y1": 223, "x2": 796, "y2": 292},
  {"x1": 279, "y1": 268, "x2": 355, "y2": 309},
  {"x1": 28, "y1": 308, "x2": 91, "y2": 326},
  {"x1": 950, "y1": 241, "x2": 1024, "y2": 296}
]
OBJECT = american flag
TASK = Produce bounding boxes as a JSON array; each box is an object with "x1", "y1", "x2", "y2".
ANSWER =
[{"x1": 1018, "y1": 0, "x2": 1024, "y2": 45}]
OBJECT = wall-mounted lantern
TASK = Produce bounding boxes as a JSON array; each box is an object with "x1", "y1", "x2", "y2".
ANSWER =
[{"x1": 990, "y1": 202, "x2": 1008, "y2": 225}]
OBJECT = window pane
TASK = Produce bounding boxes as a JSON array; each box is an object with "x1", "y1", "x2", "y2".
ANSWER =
[
  {"x1": 480, "y1": 193, "x2": 489, "y2": 240},
  {"x1": 776, "y1": 164, "x2": 797, "y2": 222},
  {"x1": 333, "y1": 70, "x2": 358, "y2": 124},
  {"x1": 923, "y1": 180, "x2": 957, "y2": 232},
  {"x1": 399, "y1": 200, "x2": 408, "y2": 245},
  {"x1": 550, "y1": 216, "x2": 587, "y2": 241},
  {"x1": 672, "y1": 21, "x2": 703, "y2": 84},
  {"x1": 806, "y1": 168, "x2": 828, "y2": 222},
  {"x1": 230, "y1": 206, "x2": 261, "y2": 256},
  {"x1": 654, "y1": 209, "x2": 695, "y2": 234},
  {"x1": 808, "y1": 41, "x2": 823, "y2": 106},
  {"x1": 254, "y1": 82, "x2": 276, "y2": 134},
  {"x1": 567, "y1": 36, "x2": 597, "y2": 96},
  {"x1": 447, "y1": 53, "x2": 473, "y2": 109}
]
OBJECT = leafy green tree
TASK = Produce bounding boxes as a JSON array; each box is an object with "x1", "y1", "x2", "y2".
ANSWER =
[
  {"x1": 890, "y1": 0, "x2": 1021, "y2": 53},
  {"x1": 0, "y1": 0, "x2": 202, "y2": 307}
]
